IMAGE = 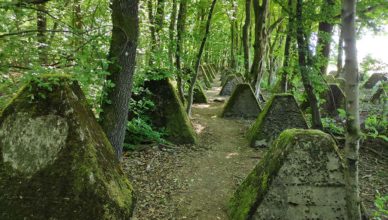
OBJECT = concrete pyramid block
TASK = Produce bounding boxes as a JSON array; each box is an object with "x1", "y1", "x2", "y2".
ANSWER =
[
  {"x1": 220, "y1": 75, "x2": 242, "y2": 96},
  {"x1": 193, "y1": 83, "x2": 208, "y2": 104},
  {"x1": 222, "y1": 83, "x2": 261, "y2": 119},
  {"x1": 229, "y1": 129, "x2": 346, "y2": 220},
  {"x1": 248, "y1": 94, "x2": 307, "y2": 147},
  {"x1": 0, "y1": 75, "x2": 134, "y2": 219},
  {"x1": 144, "y1": 78, "x2": 197, "y2": 144},
  {"x1": 322, "y1": 83, "x2": 345, "y2": 116}
]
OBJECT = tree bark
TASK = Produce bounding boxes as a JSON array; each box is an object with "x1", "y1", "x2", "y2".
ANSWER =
[
  {"x1": 342, "y1": 0, "x2": 362, "y2": 218},
  {"x1": 186, "y1": 0, "x2": 217, "y2": 116},
  {"x1": 175, "y1": 0, "x2": 188, "y2": 104},
  {"x1": 242, "y1": 0, "x2": 251, "y2": 79},
  {"x1": 168, "y1": 0, "x2": 177, "y2": 69},
  {"x1": 101, "y1": 0, "x2": 139, "y2": 161},
  {"x1": 296, "y1": 0, "x2": 323, "y2": 129},
  {"x1": 315, "y1": 0, "x2": 335, "y2": 75},
  {"x1": 230, "y1": 1, "x2": 237, "y2": 69},
  {"x1": 280, "y1": 0, "x2": 294, "y2": 92},
  {"x1": 337, "y1": 25, "x2": 344, "y2": 77},
  {"x1": 250, "y1": 0, "x2": 270, "y2": 99},
  {"x1": 37, "y1": 2, "x2": 47, "y2": 65}
]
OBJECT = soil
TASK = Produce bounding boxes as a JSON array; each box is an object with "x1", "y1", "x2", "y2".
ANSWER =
[{"x1": 123, "y1": 77, "x2": 387, "y2": 220}]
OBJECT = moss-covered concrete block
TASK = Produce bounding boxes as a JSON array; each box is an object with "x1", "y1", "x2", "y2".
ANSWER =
[
  {"x1": 210, "y1": 65, "x2": 217, "y2": 77},
  {"x1": 322, "y1": 83, "x2": 345, "y2": 116},
  {"x1": 222, "y1": 83, "x2": 261, "y2": 119},
  {"x1": 229, "y1": 129, "x2": 346, "y2": 220},
  {"x1": 144, "y1": 78, "x2": 197, "y2": 145},
  {"x1": 220, "y1": 75, "x2": 242, "y2": 96},
  {"x1": 363, "y1": 73, "x2": 387, "y2": 89},
  {"x1": 324, "y1": 74, "x2": 336, "y2": 83},
  {"x1": 193, "y1": 83, "x2": 208, "y2": 104},
  {"x1": 247, "y1": 94, "x2": 307, "y2": 148},
  {"x1": 336, "y1": 77, "x2": 346, "y2": 91},
  {"x1": 200, "y1": 66, "x2": 212, "y2": 88},
  {"x1": 0, "y1": 75, "x2": 135, "y2": 220},
  {"x1": 207, "y1": 65, "x2": 216, "y2": 79}
]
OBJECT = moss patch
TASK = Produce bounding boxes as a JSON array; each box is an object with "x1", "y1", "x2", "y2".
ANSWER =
[
  {"x1": 247, "y1": 93, "x2": 307, "y2": 147},
  {"x1": 228, "y1": 129, "x2": 344, "y2": 220},
  {"x1": 222, "y1": 83, "x2": 261, "y2": 119},
  {"x1": 0, "y1": 76, "x2": 134, "y2": 219},
  {"x1": 144, "y1": 78, "x2": 197, "y2": 145}
]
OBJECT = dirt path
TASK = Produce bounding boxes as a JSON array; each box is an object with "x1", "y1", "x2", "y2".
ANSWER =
[
  {"x1": 171, "y1": 82, "x2": 262, "y2": 219},
  {"x1": 123, "y1": 77, "x2": 387, "y2": 219},
  {"x1": 124, "y1": 78, "x2": 262, "y2": 220}
]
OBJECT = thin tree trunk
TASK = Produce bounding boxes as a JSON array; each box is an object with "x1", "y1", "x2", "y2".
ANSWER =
[
  {"x1": 148, "y1": 0, "x2": 156, "y2": 64},
  {"x1": 37, "y1": 2, "x2": 47, "y2": 65},
  {"x1": 280, "y1": 0, "x2": 294, "y2": 92},
  {"x1": 101, "y1": 0, "x2": 139, "y2": 161},
  {"x1": 342, "y1": 0, "x2": 361, "y2": 218},
  {"x1": 72, "y1": 0, "x2": 82, "y2": 48},
  {"x1": 243, "y1": 0, "x2": 251, "y2": 79},
  {"x1": 296, "y1": 0, "x2": 323, "y2": 129},
  {"x1": 337, "y1": 25, "x2": 344, "y2": 77},
  {"x1": 316, "y1": 0, "x2": 335, "y2": 75},
  {"x1": 175, "y1": 0, "x2": 188, "y2": 104},
  {"x1": 186, "y1": 0, "x2": 217, "y2": 116},
  {"x1": 168, "y1": 0, "x2": 177, "y2": 69},
  {"x1": 155, "y1": 0, "x2": 166, "y2": 41}
]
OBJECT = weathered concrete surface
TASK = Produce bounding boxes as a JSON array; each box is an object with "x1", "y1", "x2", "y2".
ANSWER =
[
  {"x1": 248, "y1": 94, "x2": 307, "y2": 148},
  {"x1": 193, "y1": 83, "x2": 208, "y2": 104},
  {"x1": 229, "y1": 129, "x2": 347, "y2": 220},
  {"x1": 322, "y1": 83, "x2": 345, "y2": 116},
  {"x1": 363, "y1": 73, "x2": 387, "y2": 89},
  {"x1": 0, "y1": 76, "x2": 134, "y2": 220},
  {"x1": 222, "y1": 84, "x2": 261, "y2": 119},
  {"x1": 144, "y1": 78, "x2": 197, "y2": 144},
  {"x1": 219, "y1": 75, "x2": 242, "y2": 96}
]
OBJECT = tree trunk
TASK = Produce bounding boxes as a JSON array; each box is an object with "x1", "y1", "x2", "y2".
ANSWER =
[
  {"x1": 186, "y1": 0, "x2": 217, "y2": 116},
  {"x1": 315, "y1": 0, "x2": 335, "y2": 75},
  {"x1": 155, "y1": 0, "x2": 166, "y2": 41},
  {"x1": 175, "y1": 0, "x2": 188, "y2": 104},
  {"x1": 250, "y1": 0, "x2": 270, "y2": 99},
  {"x1": 37, "y1": 2, "x2": 47, "y2": 65},
  {"x1": 337, "y1": 25, "x2": 344, "y2": 77},
  {"x1": 296, "y1": 0, "x2": 323, "y2": 129},
  {"x1": 71, "y1": 0, "x2": 83, "y2": 53},
  {"x1": 242, "y1": 0, "x2": 251, "y2": 80},
  {"x1": 342, "y1": 0, "x2": 362, "y2": 218},
  {"x1": 280, "y1": 0, "x2": 294, "y2": 92},
  {"x1": 100, "y1": 0, "x2": 139, "y2": 161},
  {"x1": 148, "y1": 0, "x2": 156, "y2": 64},
  {"x1": 168, "y1": 0, "x2": 177, "y2": 69}
]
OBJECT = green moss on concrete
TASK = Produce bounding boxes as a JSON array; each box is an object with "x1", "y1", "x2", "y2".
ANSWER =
[
  {"x1": 222, "y1": 83, "x2": 261, "y2": 119},
  {"x1": 247, "y1": 94, "x2": 308, "y2": 147},
  {"x1": 207, "y1": 65, "x2": 216, "y2": 79},
  {"x1": 336, "y1": 78, "x2": 346, "y2": 90},
  {"x1": 0, "y1": 76, "x2": 135, "y2": 219},
  {"x1": 193, "y1": 83, "x2": 208, "y2": 104},
  {"x1": 200, "y1": 66, "x2": 212, "y2": 88},
  {"x1": 324, "y1": 75, "x2": 336, "y2": 83},
  {"x1": 144, "y1": 78, "x2": 197, "y2": 145},
  {"x1": 228, "y1": 129, "x2": 340, "y2": 220}
]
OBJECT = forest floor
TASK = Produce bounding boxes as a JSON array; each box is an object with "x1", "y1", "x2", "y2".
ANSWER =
[{"x1": 123, "y1": 77, "x2": 387, "y2": 220}]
